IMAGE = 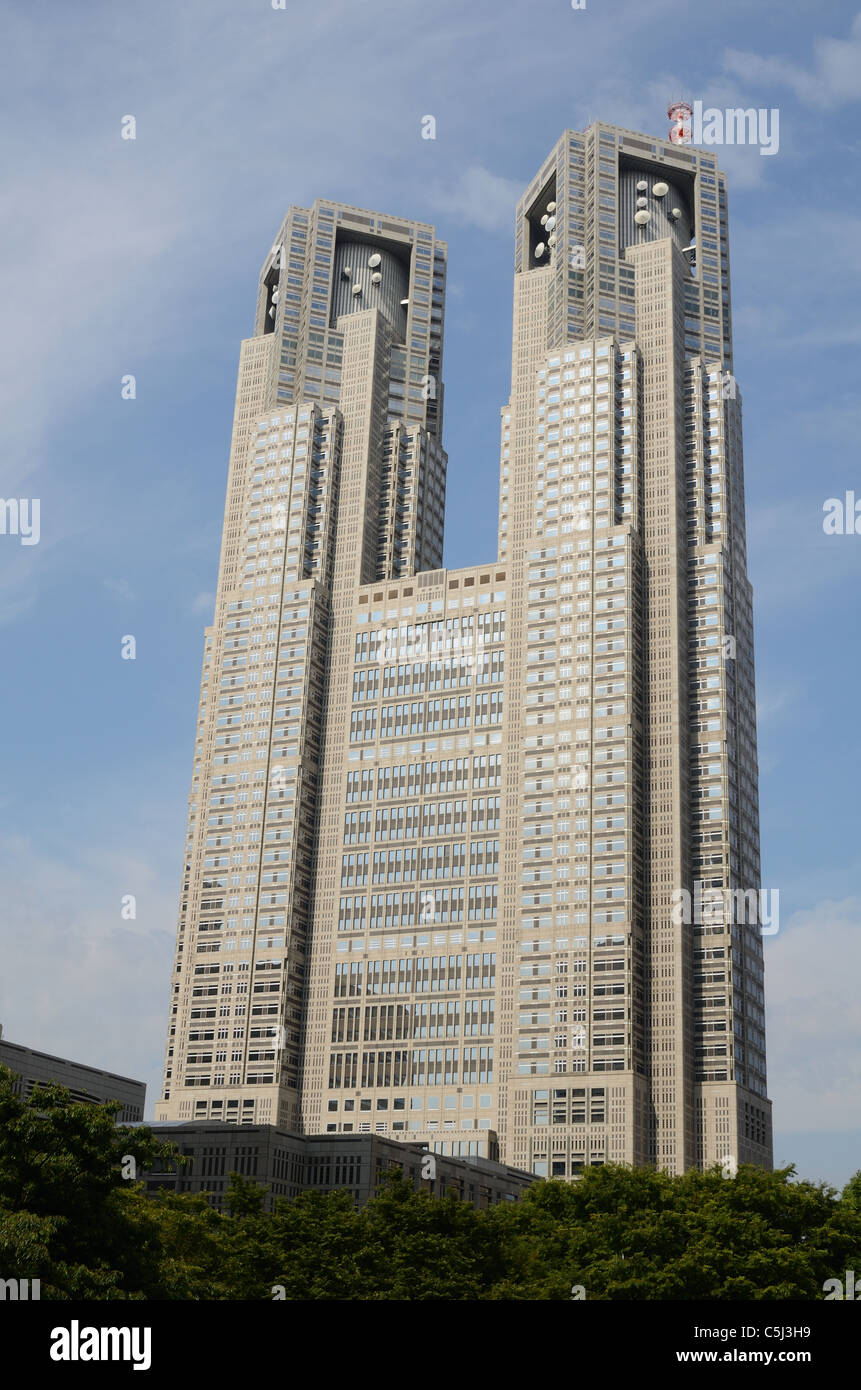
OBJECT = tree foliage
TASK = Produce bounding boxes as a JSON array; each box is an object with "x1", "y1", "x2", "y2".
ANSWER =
[{"x1": 1, "y1": 1066, "x2": 859, "y2": 1300}]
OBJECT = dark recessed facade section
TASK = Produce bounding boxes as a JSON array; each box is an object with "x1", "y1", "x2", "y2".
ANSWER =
[
  {"x1": 262, "y1": 246, "x2": 283, "y2": 335},
  {"x1": 618, "y1": 158, "x2": 693, "y2": 257},
  {"x1": 525, "y1": 176, "x2": 558, "y2": 270},
  {"x1": 330, "y1": 235, "x2": 410, "y2": 336}
]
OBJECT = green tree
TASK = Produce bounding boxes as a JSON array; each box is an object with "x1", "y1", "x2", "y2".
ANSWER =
[
  {"x1": 487, "y1": 1162, "x2": 861, "y2": 1299},
  {"x1": 0, "y1": 1062, "x2": 184, "y2": 1298},
  {"x1": 3, "y1": 1063, "x2": 861, "y2": 1301},
  {"x1": 217, "y1": 1180, "x2": 368, "y2": 1300},
  {"x1": 841, "y1": 1169, "x2": 861, "y2": 1212}
]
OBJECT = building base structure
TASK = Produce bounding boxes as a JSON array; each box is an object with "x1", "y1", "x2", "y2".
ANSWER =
[{"x1": 142, "y1": 1123, "x2": 535, "y2": 1210}]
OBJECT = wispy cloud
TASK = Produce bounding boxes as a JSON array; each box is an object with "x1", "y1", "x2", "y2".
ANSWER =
[
  {"x1": 724, "y1": 13, "x2": 861, "y2": 106},
  {"x1": 432, "y1": 166, "x2": 524, "y2": 234},
  {"x1": 189, "y1": 590, "x2": 215, "y2": 616},
  {"x1": 766, "y1": 898, "x2": 861, "y2": 1134},
  {"x1": 102, "y1": 578, "x2": 137, "y2": 603},
  {"x1": 0, "y1": 836, "x2": 177, "y2": 1110}
]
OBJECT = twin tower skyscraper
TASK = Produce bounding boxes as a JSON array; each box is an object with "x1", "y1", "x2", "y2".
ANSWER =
[{"x1": 156, "y1": 123, "x2": 772, "y2": 1178}]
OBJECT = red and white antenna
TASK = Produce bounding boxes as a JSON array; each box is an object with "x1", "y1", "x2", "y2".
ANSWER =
[{"x1": 667, "y1": 99, "x2": 693, "y2": 145}]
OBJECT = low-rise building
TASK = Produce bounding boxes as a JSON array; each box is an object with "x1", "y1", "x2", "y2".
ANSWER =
[
  {"x1": 141, "y1": 1123, "x2": 536, "y2": 1210},
  {"x1": 0, "y1": 1027, "x2": 146, "y2": 1123}
]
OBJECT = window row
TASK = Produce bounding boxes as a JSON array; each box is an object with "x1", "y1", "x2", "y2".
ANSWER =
[
  {"x1": 340, "y1": 840, "x2": 500, "y2": 885},
  {"x1": 329, "y1": 1046, "x2": 494, "y2": 1088},
  {"x1": 332, "y1": 998, "x2": 494, "y2": 1042},
  {"x1": 337, "y1": 886, "x2": 499, "y2": 931},
  {"x1": 334, "y1": 953, "x2": 496, "y2": 996},
  {"x1": 348, "y1": 755, "x2": 502, "y2": 801}
]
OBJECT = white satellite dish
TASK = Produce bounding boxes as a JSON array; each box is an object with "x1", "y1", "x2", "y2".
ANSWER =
[{"x1": 368, "y1": 253, "x2": 382, "y2": 268}]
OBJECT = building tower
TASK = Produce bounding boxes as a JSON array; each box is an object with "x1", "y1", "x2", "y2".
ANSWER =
[
  {"x1": 157, "y1": 124, "x2": 772, "y2": 1178},
  {"x1": 156, "y1": 201, "x2": 446, "y2": 1133}
]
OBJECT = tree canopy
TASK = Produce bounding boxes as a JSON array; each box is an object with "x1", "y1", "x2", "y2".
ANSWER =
[{"x1": 1, "y1": 1065, "x2": 858, "y2": 1300}]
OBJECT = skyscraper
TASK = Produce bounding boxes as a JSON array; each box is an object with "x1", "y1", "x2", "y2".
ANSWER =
[{"x1": 156, "y1": 122, "x2": 772, "y2": 1178}]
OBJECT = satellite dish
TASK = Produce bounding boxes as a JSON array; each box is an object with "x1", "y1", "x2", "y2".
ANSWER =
[
  {"x1": 670, "y1": 207, "x2": 681, "y2": 219},
  {"x1": 652, "y1": 181, "x2": 669, "y2": 197},
  {"x1": 540, "y1": 214, "x2": 548, "y2": 226},
  {"x1": 546, "y1": 216, "x2": 556, "y2": 232},
  {"x1": 352, "y1": 283, "x2": 362, "y2": 294},
  {"x1": 535, "y1": 242, "x2": 546, "y2": 257},
  {"x1": 342, "y1": 266, "x2": 351, "y2": 277},
  {"x1": 271, "y1": 290, "x2": 280, "y2": 303},
  {"x1": 636, "y1": 179, "x2": 647, "y2": 191},
  {"x1": 400, "y1": 298, "x2": 409, "y2": 306},
  {"x1": 636, "y1": 197, "x2": 647, "y2": 209},
  {"x1": 368, "y1": 253, "x2": 382, "y2": 268},
  {"x1": 371, "y1": 271, "x2": 382, "y2": 284},
  {"x1": 268, "y1": 306, "x2": 276, "y2": 318},
  {"x1": 548, "y1": 233, "x2": 556, "y2": 246},
  {"x1": 547, "y1": 201, "x2": 557, "y2": 212},
  {"x1": 634, "y1": 210, "x2": 650, "y2": 225}
]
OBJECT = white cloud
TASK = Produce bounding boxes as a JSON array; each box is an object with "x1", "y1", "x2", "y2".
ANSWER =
[
  {"x1": 0, "y1": 520, "x2": 77, "y2": 630},
  {"x1": 745, "y1": 494, "x2": 861, "y2": 619},
  {"x1": 102, "y1": 578, "x2": 137, "y2": 603},
  {"x1": 189, "y1": 590, "x2": 215, "y2": 616},
  {"x1": 725, "y1": 13, "x2": 861, "y2": 106},
  {"x1": 0, "y1": 836, "x2": 176, "y2": 1112},
  {"x1": 0, "y1": 548, "x2": 43, "y2": 628},
  {"x1": 431, "y1": 166, "x2": 524, "y2": 233},
  {"x1": 755, "y1": 679, "x2": 801, "y2": 728},
  {"x1": 765, "y1": 898, "x2": 861, "y2": 1133}
]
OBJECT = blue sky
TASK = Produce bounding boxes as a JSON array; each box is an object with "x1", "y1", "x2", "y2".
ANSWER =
[{"x1": 1, "y1": 0, "x2": 859, "y2": 1190}]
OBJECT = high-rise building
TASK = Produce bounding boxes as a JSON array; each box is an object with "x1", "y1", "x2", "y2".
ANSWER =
[{"x1": 156, "y1": 122, "x2": 772, "y2": 1178}]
